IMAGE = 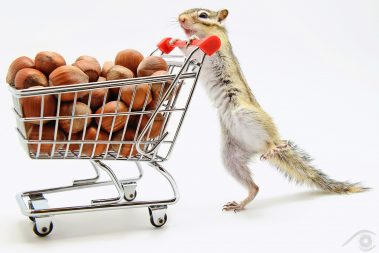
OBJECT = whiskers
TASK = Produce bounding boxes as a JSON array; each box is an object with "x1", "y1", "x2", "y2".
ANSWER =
[{"x1": 167, "y1": 17, "x2": 180, "y2": 30}]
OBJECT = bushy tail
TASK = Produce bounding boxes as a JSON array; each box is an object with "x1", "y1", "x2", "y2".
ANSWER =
[{"x1": 267, "y1": 141, "x2": 368, "y2": 193}]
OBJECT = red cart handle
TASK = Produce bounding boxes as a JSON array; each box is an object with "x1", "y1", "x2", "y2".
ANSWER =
[{"x1": 157, "y1": 35, "x2": 221, "y2": 56}]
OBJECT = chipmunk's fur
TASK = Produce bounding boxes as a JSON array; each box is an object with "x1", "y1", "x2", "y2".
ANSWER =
[{"x1": 175, "y1": 8, "x2": 367, "y2": 212}]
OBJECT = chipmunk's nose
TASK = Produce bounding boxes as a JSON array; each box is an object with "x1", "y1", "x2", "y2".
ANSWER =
[{"x1": 178, "y1": 15, "x2": 186, "y2": 23}]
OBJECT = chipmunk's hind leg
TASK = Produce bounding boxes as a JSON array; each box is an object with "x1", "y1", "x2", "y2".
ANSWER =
[{"x1": 221, "y1": 137, "x2": 259, "y2": 212}]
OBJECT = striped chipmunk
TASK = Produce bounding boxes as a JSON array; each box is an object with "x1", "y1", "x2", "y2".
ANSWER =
[{"x1": 170, "y1": 8, "x2": 368, "y2": 212}]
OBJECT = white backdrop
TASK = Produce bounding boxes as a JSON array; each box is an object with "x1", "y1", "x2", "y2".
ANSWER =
[{"x1": 0, "y1": 1, "x2": 378, "y2": 252}]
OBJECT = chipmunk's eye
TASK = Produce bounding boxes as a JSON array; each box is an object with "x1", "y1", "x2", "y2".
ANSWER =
[{"x1": 199, "y1": 12, "x2": 209, "y2": 19}]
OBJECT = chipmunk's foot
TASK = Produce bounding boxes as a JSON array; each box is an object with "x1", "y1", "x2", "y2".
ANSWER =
[
  {"x1": 260, "y1": 141, "x2": 291, "y2": 160},
  {"x1": 222, "y1": 201, "x2": 245, "y2": 213}
]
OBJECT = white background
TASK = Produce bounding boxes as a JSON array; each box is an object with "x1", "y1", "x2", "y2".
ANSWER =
[{"x1": 1, "y1": 0, "x2": 378, "y2": 252}]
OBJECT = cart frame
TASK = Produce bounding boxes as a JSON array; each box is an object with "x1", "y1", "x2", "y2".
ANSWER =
[{"x1": 8, "y1": 36, "x2": 221, "y2": 236}]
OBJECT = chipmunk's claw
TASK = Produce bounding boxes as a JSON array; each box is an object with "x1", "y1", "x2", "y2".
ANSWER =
[
  {"x1": 186, "y1": 35, "x2": 200, "y2": 48},
  {"x1": 260, "y1": 140, "x2": 291, "y2": 161},
  {"x1": 222, "y1": 201, "x2": 244, "y2": 212},
  {"x1": 169, "y1": 38, "x2": 180, "y2": 46}
]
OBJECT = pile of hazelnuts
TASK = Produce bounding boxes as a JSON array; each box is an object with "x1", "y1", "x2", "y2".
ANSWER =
[{"x1": 7, "y1": 49, "x2": 172, "y2": 157}]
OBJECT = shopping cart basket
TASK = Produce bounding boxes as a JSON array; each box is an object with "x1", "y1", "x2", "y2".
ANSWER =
[{"x1": 8, "y1": 36, "x2": 221, "y2": 236}]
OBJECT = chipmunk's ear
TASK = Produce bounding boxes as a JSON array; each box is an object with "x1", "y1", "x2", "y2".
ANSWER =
[{"x1": 217, "y1": 9, "x2": 229, "y2": 22}]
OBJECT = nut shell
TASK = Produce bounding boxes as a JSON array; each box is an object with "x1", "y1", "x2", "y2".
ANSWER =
[
  {"x1": 97, "y1": 76, "x2": 106, "y2": 82},
  {"x1": 81, "y1": 88, "x2": 109, "y2": 111},
  {"x1": 120, "y1": 83, "x2": 152, "y2": 110},
  {"x1": 80, "y1": 76, "x2": 109, "y2": 111},
  {"x1": 106, "y1": 65, "x2": 134, "y2": 95},
  {"x1": 101, "y1": 61, "x2": 114, "y2": 77},
  {"x1": 76, "y1": 55, "x2": 99, "y2": 64},
  {"x1": 27, "y1": 124, "x2": 66, "y2": 154},
  {"x1": 49, "y1": 65, "x2": 89, "y2": 101},
  {"x1": 68, "y1": 126, "x2": 109, "y2": 156},
  {"x1": 35, "y1": 51, "x2": 66, "y2": 75},
  {"x1": 6, "y1": 56, "x2": 35, "y2": 85},
  {"x1": 132, "y1": 113, "x2": 165, "y2": 139},
  {"x1": 15, "y1": 68, "x2": 48, "y2": 89},
  {"x1": 115, "y1": 49, "x2": 144, "y2": 76},
  {"x1": 148, "y1": 70, "x2": 174, "y2": 109},
  {"x1": 21, "y1": 86, "x2": 57, "y2": 124},
  {"x1": 137, "y1": 56, "x2": 168, "y2": 77},
  {"x1": 95, "y1": 101, "x2": 129, "y2": 133},
  {"x1": 59, "y1": 101, "x2": 93, "y2": 134},
  {"x1": 73, "y1": 59, "x2": 101, "y2": 82},
  {"x1": 110, "y1": 129, "x2": 138, "y2": 157}
]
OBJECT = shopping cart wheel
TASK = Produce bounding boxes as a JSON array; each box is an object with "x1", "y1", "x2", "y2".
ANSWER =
[
  {"x1": 148, "y1": 205, "x2": 168, "y2": 228},
  {"x1": 33, "y1": 222, "x2": 53, "y2": 237},
  {"x1": 124, "y1": 190, "x2": 137, "y2": 201},
  {"x1": 122, "y1": 182, "x2": 137, "y2": 201},
  {"x1": 150, "y1": 214, "x2": 167, "y2": 228}
]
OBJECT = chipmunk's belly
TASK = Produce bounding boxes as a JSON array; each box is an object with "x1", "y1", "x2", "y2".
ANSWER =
[
  {"x1": 199, "y1": 58, "x2": 269, "y2": 153},
  {"x1": 220, "y1": 108, "x2": 269, "y2": 153}
]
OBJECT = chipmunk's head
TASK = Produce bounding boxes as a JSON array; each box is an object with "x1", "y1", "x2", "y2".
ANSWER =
[{"x1": 178, "y1": 8, "x2": 229, "y2": 38}]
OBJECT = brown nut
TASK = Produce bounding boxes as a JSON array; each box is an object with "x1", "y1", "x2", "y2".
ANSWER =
[
  {"x1": 137, "y1": 56, "x2": 168, "y2": 77},
  {"x1": 73, "y1": 59, "x2": 101, "y2": 82},
  {"x1": 14, "y1": 68, "x2": 48, "y2": 89},
  {"x1": 68, "y1": 126, "x2": 109, "y2": 156},
  {"x1": 120, "y1": 83, "x2": 152, "y2": 110},
  {"x1": 110, "y1": 129, "x2": 138, "y2": 157},
  {"x1": 101, "y1": 61, "x2": 114, "y2": 77},
  {"x1": 81, "y1": 89, "x2": 109, "y2": 111},
  {"x1": 49, "y1": 65, "x2": 89, "y2": 101},
  {"x1": 132, "y1": 113, "x2": 165, "y2": 139},
  {"x1": 6, "y1": 56, "x2": 35, "y2": 85},
  {"x1": 147, "y1": 70, "x2": 174, "y2": 109},
  {"x1": 59, "y1": 101, "x2": 92, "y2": 134},
  {"x1": 75, "y1": 55, "x2": 99, "y2": 64},
  {"x1": 21, "y1": 86, "x2": 57, "y2": 124},
  {"x1": 35, "y1": 51, "x2": 66, "y2": 75},
  {"x1": 106, "y1": 65, "x2": 134, "y2": 95},
  {"x1": 115, "y1": 49, "x2": 144, "y2": 76},
  {"x1": 27, "y1": 124, "x2": 66, "y2": 154},
  {"x1": 95, "y1": 101, "x2": 129, "y2": 133}
]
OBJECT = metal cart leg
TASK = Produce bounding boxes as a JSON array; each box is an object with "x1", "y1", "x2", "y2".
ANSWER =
[
  {"x1": 146, "y1": 161, "x2": 179, "y2": 227},
  {"x1": 72, "y1": 160, "x2": 100, "y2": 186},
  {"x1": 91, "y1": 160, "x2": 125, "y2": 205},
  {"x1": 16, "y1": 161, "x2": 179, "y2": 235}
]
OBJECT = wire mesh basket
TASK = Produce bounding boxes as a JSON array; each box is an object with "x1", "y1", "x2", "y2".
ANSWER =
[{"x1": 7, "y1": 35, "x2": 221, "y2": 236}]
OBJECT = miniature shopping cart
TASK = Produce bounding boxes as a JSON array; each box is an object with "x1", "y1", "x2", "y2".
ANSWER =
[{"x1": 8, "y1": 36, "x2": 221, "y2": 236}]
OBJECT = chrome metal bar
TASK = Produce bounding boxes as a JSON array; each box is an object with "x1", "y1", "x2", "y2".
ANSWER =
[
  {"x1": 9, "y1": 37, "x2": 220, "y2": 233},
  {"x1": 16, "y1": 161, "x2": 177, "y2": 218},
  {"x1": 149, "y1": 161, "x2": 179, "y2": 204},
  {"x1": 18, "y1": 160, "x2": 144, "y2": 197},
  {"x1": 165, "y1": 53, "x2": 207, "y2": 160},
  {"x1": 17, "y1": 195, "x2": 177, "y2": 217},
  {"x1": 9, "y1": 73, "x2": 197, "y2": 98},
  {"x1": 91, "y1": 160, "x2": 124, "y2": 204},
  {"x1": 15, "y1": 108, "x2": 186, "y2": 122},
  {"x1": 72, "y1": 160, "x2": 100, "y2": 186},
  {"x1": 50, "y1": 93, "x2": 62, "y2": 158},
  {"x1": 136, "y1": 47, "x2": 202, "y2": 156}
]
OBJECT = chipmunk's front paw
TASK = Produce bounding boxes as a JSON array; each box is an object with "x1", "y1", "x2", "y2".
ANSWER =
[
  {"x1": 185, "y1": 35, "x2": 200, "y2": 48},
  {"x1": 169, "y1": 38, "x2": 180, "y2": 46},
  {"x1": 222, "y1": 201, "x2": 244, "y2": 213}
]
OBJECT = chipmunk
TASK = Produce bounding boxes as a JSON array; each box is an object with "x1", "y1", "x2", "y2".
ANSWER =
[{"x1": 171, "y1": 8, "x2": 368, "y2": 212}]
